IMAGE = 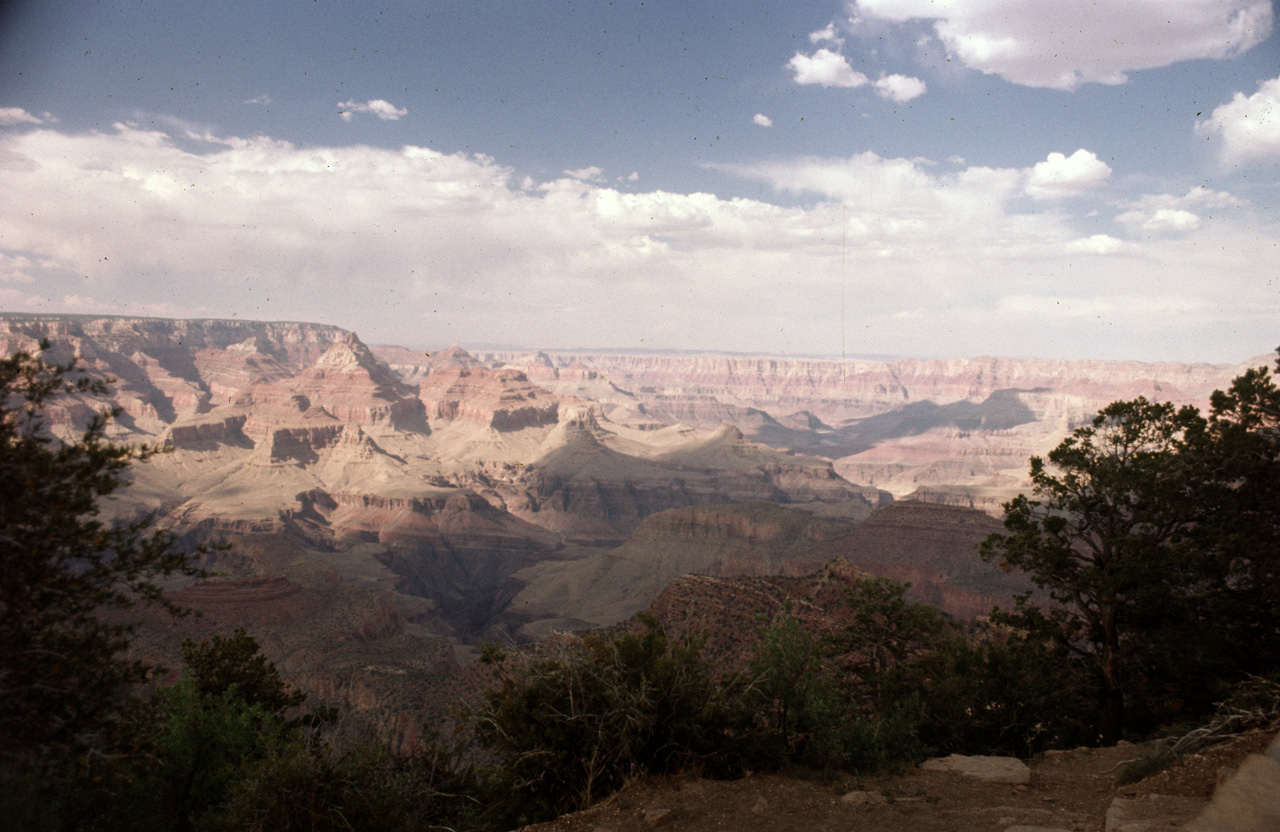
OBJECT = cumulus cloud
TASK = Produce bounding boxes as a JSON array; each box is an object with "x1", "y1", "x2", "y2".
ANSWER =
[
  {"x1": 810, "y1": 23, "x2": 844, "y2": 45},
  {"x1": 873, "y1": 74, "x2": 927, "y2": 102},
  {"x1": 563, "y1": 166, "x2": 606, "y2": 182},
  {"x1": 1065, "y1": 234, "x2": 1133, "y2": 256},
  {"x1": 0, "y1": 108, "x2": 43, "y2": 126},
  {"x1": 337, "y1": 99, "x2": 408, "y2": 122},
  {"x1": 788, "y1": 49, "x2": 868, "y2": 88},
  {"x1": 1115, "y1": 187, "x2": 1246, "y2": 233},
  {"x1": 0, "y1": 121, "x2": 1274, "y2": 362},
  {"x1": 244, "y1": 94, "x2": 272, "y2": 106},
  {"x1": 1196, "y1": 75, "x2": 1280, "y2": 165},
  {"x1": 1024, "y1": 149, "x2": 1112, "y2": 199},
  {"x1": 852, "y1": 0, "x2": 1273, "y2": 90},
  {"x1": 753, "y1": 113, "x2": 773, "y2": 127},
  {"x1": 0, "y1": 252, "x2": 45, "y2": 282},
  {"x1": 787, "y1": 50, "x2": 926, "y2": 102},
  {"x1": 1116, "y1": 208, "x2": 1202, "y2": 233}
]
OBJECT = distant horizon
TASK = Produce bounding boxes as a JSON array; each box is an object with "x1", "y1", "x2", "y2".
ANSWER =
[{"x1": 0, "y1": 308, "x2": 1270, "y2": 368}]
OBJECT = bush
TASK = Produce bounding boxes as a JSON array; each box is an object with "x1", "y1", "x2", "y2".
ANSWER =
[
  {"x1": 475, "y1": 616, "x2": 735, "y2": 825},
  {"x1": 740, "y1": 607, "x2": 844, "y2": 769},
  {"x1": 201, "y1": 730, "x2": 480, "y2": 832},
  {"x1": 882, "y1": 630, "x2": 1093, "y2": 757},
  {"x1": 181, "y1": 629, "x2": 306, "y2": 715},
  {"x1": 141, "y1": 676, "x2": 295, "y2": 829}
]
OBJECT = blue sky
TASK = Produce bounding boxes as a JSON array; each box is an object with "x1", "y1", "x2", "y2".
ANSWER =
[{"x1": 0, "y1": 1, "x2": 1277, "y2": 362}]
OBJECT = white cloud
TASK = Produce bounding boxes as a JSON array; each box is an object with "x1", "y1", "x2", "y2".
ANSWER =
[
  {"x1": 563, "y1": 166, "x2": 606, "y2": 182},
  {"x1": 810, "y1": 23, "x2": 844, "y2": 46},
  {"x1": 1024, "y1": 149, "x2": 1111, "y2": 199},
  {"x1": 0, "y1": 121, "x2": 1274, "y2": 362},
  {"x1": 244, "y1": 94, "x2": 272, "y2": 106},
  {"x1": 1196, "y1": 75, "x2": 1280, "y2": 165},
  {"x1": 873, "y1": 74, "x2": 927, "y2": 102},
  {"x1": 0, "y1": 251, "x2": 43, "y2": 282},
  {"x1": 337, "y1": 99, "x2": 408, "y2": 122},
  {"x1": 788, "y1": 49, "x2": 868, "y2": 88},
  {"x1": 787, "y1": 51, "x2": 926, "y2": 102},
  {"x1": 753, "y1": 113, "x2": 773, "y2": 127},
  {"x1": 1065, "y1": 235, "x2": 1133, "y2": 256},
  {"x1": 1114, "y1": 187, "x2": 1246, "y2": 233},
  {"x1": 852, "y1": 0, "x2": 1273, "y2": 90},
  {"x1": 0, "y1": 108, "x2": 43, "y2": 126},
  {"x1": 1117, "y1": 208, "x2": 1203, "y2": 233}
]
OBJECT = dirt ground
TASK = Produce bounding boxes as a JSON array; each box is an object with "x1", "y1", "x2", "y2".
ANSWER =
[{"x1": 518, "y1": 724, "x2": 1279, "y2": 832}]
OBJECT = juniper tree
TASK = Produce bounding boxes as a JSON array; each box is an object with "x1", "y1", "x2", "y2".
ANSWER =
[
  {"x1": 0, "y1": 341, "x2": 206, "y2": 768},
  {"x1": 979, "y1": 398, "x2": 1208, "y2": 744}
]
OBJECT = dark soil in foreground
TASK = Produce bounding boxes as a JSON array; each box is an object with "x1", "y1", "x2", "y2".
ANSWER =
[{"x1": 518, "y1": 725, "x2": 1278, "y2": 832}]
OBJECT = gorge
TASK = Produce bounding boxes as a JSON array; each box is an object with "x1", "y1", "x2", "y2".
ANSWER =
[{"x1": 1, "y1": 311, "x2": 1265, "y2": 743}]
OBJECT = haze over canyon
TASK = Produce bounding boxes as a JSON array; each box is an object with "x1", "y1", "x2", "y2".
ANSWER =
[{"x1": 2, "y1": 311, "x2": 1268, "y2": 746}]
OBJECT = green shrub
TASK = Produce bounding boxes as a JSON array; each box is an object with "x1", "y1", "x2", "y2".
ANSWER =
[
  {"x1": 141, "y1": 676, "x2": 294, "y2": 829},
  {"x1": 882, "y1": 630, "x2": 1092, "y2": 758},
  {"x1": 475, "y1": 616, "x2": 734, "y2": 825},
  {"x1": 199, "y1": 731, "x2": 479, "y2": 832},
  {"x1": 740, "y1": 608, "x2": 844, "y2": 769},
  {"x1": 181, "y1": 629, "x2": 306, "y2": 715}
]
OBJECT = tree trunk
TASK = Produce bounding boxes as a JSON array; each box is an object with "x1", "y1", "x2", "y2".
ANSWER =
[{"x1": 1100, "y1": 686, "x2": 1124, "y2": 745}]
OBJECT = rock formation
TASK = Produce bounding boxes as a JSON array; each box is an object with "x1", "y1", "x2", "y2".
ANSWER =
[{"x1": 4, "y1": 312, "x2": 1264, "y2": 751}]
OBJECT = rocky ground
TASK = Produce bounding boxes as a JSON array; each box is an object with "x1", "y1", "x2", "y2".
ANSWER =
[{"x1": 518, "y1": 724, "x2": 1280, "y2": 832}]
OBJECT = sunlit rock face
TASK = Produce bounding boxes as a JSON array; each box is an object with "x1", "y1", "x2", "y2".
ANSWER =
[
  {"x1": 8, "y1": 313, "x2": 1262, "y2": 747},
  {"x1": 479, "y1": 348, "x2": 1254, "y2": 509},
  {"x1": 231, "y1": 333, "x2": 429, "y2": 434},
  {"x1": 0, "y1": 314, "x2": 348, "y2": 437},
  {"x1": 419, "y1": 365, "x2": 560, "y2": 431},
  {"x1": 4, "y1": 314, "x2": 1257, "y2": 638}
]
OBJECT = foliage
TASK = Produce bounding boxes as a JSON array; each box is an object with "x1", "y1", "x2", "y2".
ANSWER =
[
  {"x1": 741, "y1": 606, "x2": 843, "y2": 768},
  {"x1": 1119, "y1": 671, "x2": 1280, "y2": 786},
  {"x1": 830, "y1": 577, "x2": 950, "y2": 711},
  {"x1": 981, "y1": 352, "x2": 1280, "y2": 744},
  {"x1": 1199, "y1": 351, "x2": 1280, "y2": 673},
  {"x1": 181, "y1": 628, "x2": 306, "y2": 715},
  {"x1": 978, "y1": 397, "x2": 1211, "y2": 743},
  {"x1": 475, "y1": 615, "x2": 735, "y2": 825},
  {"x1": 0, "y1": 342, "x2": 206, "y2": 767},
  {"x1": 885, "y1": 629, "x2": 1092, "y2": 757},
  {"x1": 200, "y1": 728, "x2": 480, "y2": 832},
  {"x1": 140, "y1": 675, "x2": 295, "y2": 830}
]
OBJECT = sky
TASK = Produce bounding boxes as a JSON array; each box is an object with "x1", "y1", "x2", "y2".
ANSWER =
[{"x1": 0, "y1": 0, "x2": 1277, "y2": 363}]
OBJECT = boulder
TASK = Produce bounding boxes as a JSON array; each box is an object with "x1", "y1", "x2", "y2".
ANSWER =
[
  {"x1": 1184, "y1": 752, "x2": 1280, "y2": 832},
  {"x1": 840, "y1": 790, "x2": 887, "y2": 806},
  {"x1": 921, "y1": 754, "x2": 1032, "y2": 784}
]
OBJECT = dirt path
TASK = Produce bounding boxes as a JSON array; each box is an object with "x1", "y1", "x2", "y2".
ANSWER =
[{"x1": 519, "y1": 725, "x2": 1278, "y2": 832}]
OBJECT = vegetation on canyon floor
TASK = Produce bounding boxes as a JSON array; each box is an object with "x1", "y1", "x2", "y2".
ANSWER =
[{"x1": 0, "y1": 342, "x2": 1277, "y2": 831}]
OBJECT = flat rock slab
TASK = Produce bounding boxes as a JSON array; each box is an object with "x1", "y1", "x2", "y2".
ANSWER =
[
  {"x1": 640, "y1": 808, "x2": 671, "y2": 827},
  {"x1": 1104, "y1": 795, "x2": 1206, "y2": 831},
  {"x1": 1185, "y1": 753, "x2": 1280, "y2": 832},
  {"x1": 840, "y1": 790, "x2": 888, "y2": 806},
  {"x1": 921, "y1": 754, "x2": 1032, "y2": 785}
]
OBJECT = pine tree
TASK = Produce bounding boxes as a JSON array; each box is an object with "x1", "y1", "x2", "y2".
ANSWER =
[{"x1": 0, "y1": 341, "x2": 206, "y2": 768}]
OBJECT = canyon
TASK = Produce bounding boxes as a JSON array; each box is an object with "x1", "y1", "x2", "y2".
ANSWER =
[{"x1": 1, "y1": 312, "x2": 1265, "y2": 740}]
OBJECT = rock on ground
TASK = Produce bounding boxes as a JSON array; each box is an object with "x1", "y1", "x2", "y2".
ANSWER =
[
  {"x1": 1184, "y1": 731, "x2": 1280, "y2": 832},
  {"x1": 1104, "y1": 795, "x2": 1206, "y2": 830},
  {"x1": 921, "y1": 754, "x2": 1033, "y2": 785}
]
